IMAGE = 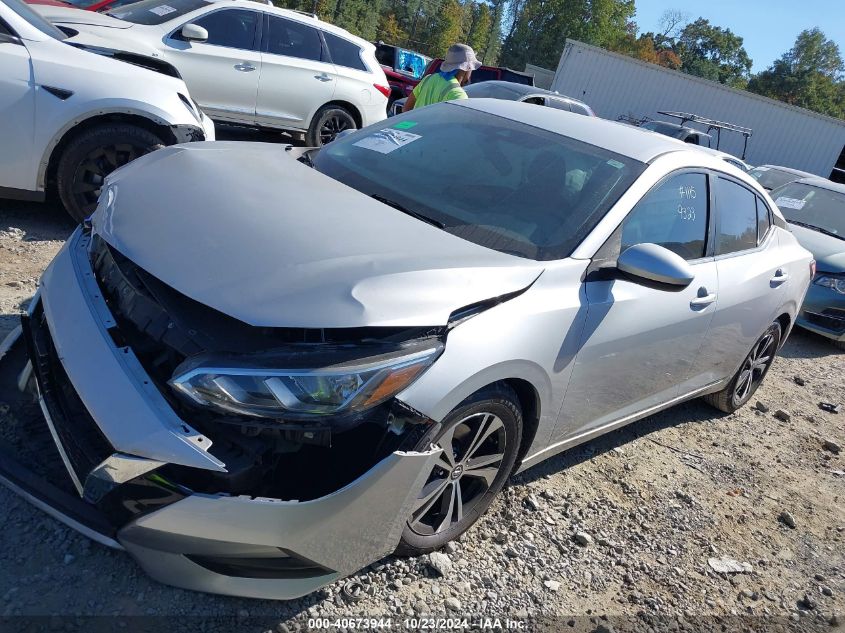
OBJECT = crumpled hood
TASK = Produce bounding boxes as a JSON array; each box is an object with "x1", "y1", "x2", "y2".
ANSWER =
[
  {"x1": 788, "y1": 223, "x2": 845, "y2": 273},
  {"x1": 93, "y1": 142, "x2": 543, "y2": 328}
]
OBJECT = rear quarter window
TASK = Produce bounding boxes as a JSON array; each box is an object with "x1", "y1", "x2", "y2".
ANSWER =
[{"x1": 324, "y1": 32, "x2": 366, "y2": 71}]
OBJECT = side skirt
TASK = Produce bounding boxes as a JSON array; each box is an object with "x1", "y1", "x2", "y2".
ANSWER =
[
  {"x1": 0, "y1": 186, "x2": 44, "y2": 202},
  {"x1": 518, "y1": 380, "x2": 725, "y2": 472}
]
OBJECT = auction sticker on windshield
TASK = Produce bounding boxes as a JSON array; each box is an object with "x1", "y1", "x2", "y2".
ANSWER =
[
  {"x1": 149, "y1": 5, "x2": 176, "y2": 16},
  {"x1": 774, "y1": 197, "x2": 807, "y2": 210},
  {"x1": 354, "y1": 129, "x2": 421, "y2": 154}
]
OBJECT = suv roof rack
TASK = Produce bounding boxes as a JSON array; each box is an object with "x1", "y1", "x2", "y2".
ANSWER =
[
  {"x1": 658, "y1": 111, "x2": 753, "y2": 159},
  {"x1": 287, "y1": 8, "x2": 318, "y2": 18}
]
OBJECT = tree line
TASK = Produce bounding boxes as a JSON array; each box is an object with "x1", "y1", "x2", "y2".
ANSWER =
[{"x1": 273, "y1": 0, "x2": 845, "y2": 119}]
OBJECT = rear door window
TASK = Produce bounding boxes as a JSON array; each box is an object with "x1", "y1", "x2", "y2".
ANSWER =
[
  {"x1": 621, "y1": 172, "x2": 709, "y2": 260},
  {"x1": 716, "y1": 177, "x2": 758, "y2": 254},
  {"x1": 266, "y1": 15, "x2": 322, "y2": 61}
]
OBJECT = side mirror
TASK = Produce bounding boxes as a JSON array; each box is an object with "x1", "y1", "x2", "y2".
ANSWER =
[
  {"x1": 617, "y1": 243, "x2": 694, "y2": 287},
  {"x1": 180, "y1": 23, "x2": 208, "y2": 42}
]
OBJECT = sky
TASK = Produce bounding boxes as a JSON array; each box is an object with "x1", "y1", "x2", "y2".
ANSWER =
[{"x1": 633, "y1": 0, "x2": 845, "y2": 73}]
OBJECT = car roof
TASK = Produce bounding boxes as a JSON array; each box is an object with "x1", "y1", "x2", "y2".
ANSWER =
[
  {"x1": 207, "y1": 0, "x2": 372, "y2": 48},
  {"x1": 753, "y1": 164, "x2": 816, "y2": 177},
  {"x1": 463, "y1": 81, "x2": 587, "y2": 107},
  {"x1": 452, "y1": 98, "x2": 695, "y2": 163},
  {"x1": 790, "y1": 177, "x2": 845, "y2": 195},
  {"x1": 693, "y1": 146, "x2": 748, "y2": 164}
]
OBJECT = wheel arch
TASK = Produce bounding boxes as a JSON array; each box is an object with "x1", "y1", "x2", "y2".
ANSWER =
[
  {"x1": 39, "y1": 111, "x2": 176, "y2": 193},
  {"x1": 775, "y1": 311, "x2": 793, "y2": 347},
  {"x1": 501, "y1": 378, "x2": 541, "y2": 471},
  {"x1": 314, "y1": 100, "x2": 363, "y2": 128}
]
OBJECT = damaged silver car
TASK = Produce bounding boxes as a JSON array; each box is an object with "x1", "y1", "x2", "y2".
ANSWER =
[{"x1": 0, "y1": 99, "x2": 814, "y2": 599}]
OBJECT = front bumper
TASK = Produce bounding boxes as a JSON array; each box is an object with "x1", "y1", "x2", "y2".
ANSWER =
[
  {"x1": 796, "y1": 282, "x2": 845, "y2": 342},
  {"x1": 0, "y1": 228, "x2": 440, "y2": 599}
]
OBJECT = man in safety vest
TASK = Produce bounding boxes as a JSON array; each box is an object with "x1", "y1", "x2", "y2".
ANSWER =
[{"x1": 404, "y1": 43, "x2": 481, "y2": 111}]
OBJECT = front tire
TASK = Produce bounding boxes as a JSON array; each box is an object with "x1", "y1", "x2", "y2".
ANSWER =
[
  {"x1": 703, "y1": 321, "x2": 782, "y2": 413},
  {"x1": 306, "y1": 105, "x2": 357, "y2": 147},
  {"x1": 56, "y1": 124, "x2": 165, "y2": 223},
  {"x1": 396, "y1": 385, "x2": 522, "y2": 557}
]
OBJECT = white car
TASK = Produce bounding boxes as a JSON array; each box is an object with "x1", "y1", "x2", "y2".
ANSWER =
[
  {"x1": 37, "y1": 0, "x2": 390, "y2": 145},
  {"x1": 0, "y1": 0, "x2": 214, "y2": 221}
]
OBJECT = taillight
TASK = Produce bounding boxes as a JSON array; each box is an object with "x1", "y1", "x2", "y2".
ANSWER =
[
  {"x1": 374, "y1": 84, "x2": 391, "y2": 99},
  {"x1": 810, "y1": 260, "x2": 816, "y2": 278}
]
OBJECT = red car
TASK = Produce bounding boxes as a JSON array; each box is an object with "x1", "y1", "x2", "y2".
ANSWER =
[
  {"x1": 26, "y1": 0, "x2": 139, "y2": 13},
  {"x1": 374, "y1": 42, "x2": 431, "y2": 108}
]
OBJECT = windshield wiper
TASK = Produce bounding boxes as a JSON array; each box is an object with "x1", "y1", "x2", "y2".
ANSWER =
[
  {"x1": 789, "y1": 219, "x2": 844, "y2": 241},
  {"x1": 371, "y1": 194, "x2": 445, "y2": 229}
]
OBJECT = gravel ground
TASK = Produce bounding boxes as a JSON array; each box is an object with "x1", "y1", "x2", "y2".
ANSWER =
[{"x1": 0, "y1": 198, "x2": 842, "y2": 633}]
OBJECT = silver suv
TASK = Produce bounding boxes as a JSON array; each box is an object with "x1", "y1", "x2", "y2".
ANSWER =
[{"x1": 0, "y1": 99, "x2": 813, "y2": 600}]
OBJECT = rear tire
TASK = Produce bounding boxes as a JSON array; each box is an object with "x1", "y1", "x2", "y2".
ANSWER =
[
  {"x1": 305, "y1": 105, "x2": 357, "y2": 147},
  {"x1": 703, "y1": 321, "x2": 782, "y2": 413},
  {"x1": 56, "y1": 124, "x2": 165, "y2": 223},
  {"x1": 395, "y1": 384, "x2": 522, "y2": 557}
]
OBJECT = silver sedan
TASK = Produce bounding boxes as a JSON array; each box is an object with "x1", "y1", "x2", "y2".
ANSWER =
[{"x1": 0, "y1": 99, "x2": 813, "y2": 600}]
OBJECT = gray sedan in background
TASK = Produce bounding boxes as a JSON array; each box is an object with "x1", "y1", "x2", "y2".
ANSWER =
[
  {"x1": 0, "y1": 99, "x2": 813, "y2": 600},
  {"x1": 749, "y1": 164, "x2": 816, "y2": 191},
  {"x1": 389, "y1": 79, "x2": 595, "y2": 117},
  {"x1": 771, "y1": 177, "x2": 845, "y2": 347}
]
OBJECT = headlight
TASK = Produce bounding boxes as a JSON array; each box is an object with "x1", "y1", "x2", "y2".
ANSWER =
[
  {"x1": 814, "y1": 275, "x2": 845, "y2": 294},
  {"x1": 169, "y1": 343, "x2": 443, "y2": 419}
]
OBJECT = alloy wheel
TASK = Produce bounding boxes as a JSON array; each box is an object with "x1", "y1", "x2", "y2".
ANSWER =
[
  {"x1": 733, "y1": 330, "x2": 777, "y2": 404},
  {"x1": 319, "y1": 115, "x2": 353, "y2": 145},
  {"x1": 70, "y1": 143, "x2": 147, "y2": 214},
  {"x1": 408, "y1": 412, "x2": 507, "y2": 536}
]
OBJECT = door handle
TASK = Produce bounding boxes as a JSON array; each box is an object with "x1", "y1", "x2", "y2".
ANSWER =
[
  {"x1": 770, "y1": 269, "x2": 789, "y2": 285},
  {"x1": 314, "y1": 73, "x2": 332, "y2": 82},
  {"x1": 234, "y1": 63, "x2": 256, "y2": 72},
  {"x1": 690, "y1": 287, "x2": 717, "y2": 308}
]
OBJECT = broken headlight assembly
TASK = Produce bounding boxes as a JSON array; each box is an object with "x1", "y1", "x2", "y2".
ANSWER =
[
  {"x1": 169, "y1": 340, "x2": 443, "y2": 420},
  {"x1": 814, "y1": 274, "x2": 845, "y2": 295}
]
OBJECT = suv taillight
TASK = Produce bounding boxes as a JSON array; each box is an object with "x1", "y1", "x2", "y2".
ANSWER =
[{"x1": 374, "y1": 84, "x2": 391, "y2": 99}]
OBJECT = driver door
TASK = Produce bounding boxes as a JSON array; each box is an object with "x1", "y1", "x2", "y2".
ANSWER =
[
  {"x1": 165, "y1": 8, "x2": 262, "y2": 123},
  {"x1": 552, "y1": 171, "x2": 719, "y2": 443}
]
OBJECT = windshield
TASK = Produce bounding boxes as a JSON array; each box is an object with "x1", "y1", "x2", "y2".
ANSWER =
[
  {"x1": 312, "y1": 104, "x2": 645, "y2": 260},
  {"x1": 108, "y1": 0, "x2": 209, "y2": 25},
  {"x1": 748, "y1": 167, "x2": 807, "y2": 191},
  {"x1": 464, "y1": 82, "x2": 525, "y2": 100},
  {"x1": 772, "y1": 183, "x2": 845, "y2": 238},
  {"x1": 3, "y1": 0, "x2": 67, "y2": 40}
]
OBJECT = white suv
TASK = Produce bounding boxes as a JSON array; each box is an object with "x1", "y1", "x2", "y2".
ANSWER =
[
  {"x1": 39, "y1": 0, "x2": 389, "y2": 145},
  {"x1": 0, "y1": 0, "x2": 214, "y2": 221}
]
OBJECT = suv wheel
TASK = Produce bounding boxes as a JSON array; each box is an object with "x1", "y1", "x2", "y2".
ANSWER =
[
  {"x1": 395, "y1": 385, "x2": 522, "y2": 556},
  {"x1": 703, "y1": 321, "x2": 782, "y2": 413},
  {"x1": 56, "y1": 124, "x2": 165, "y2": 223},
  {"x1": 306, "y1": 105, "x2": 356, "y2": 147}
]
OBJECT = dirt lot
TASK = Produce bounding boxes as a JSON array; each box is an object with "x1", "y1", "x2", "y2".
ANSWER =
[{"x1": 0, "y1": 198, "x2": 842, "y2": 633}]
